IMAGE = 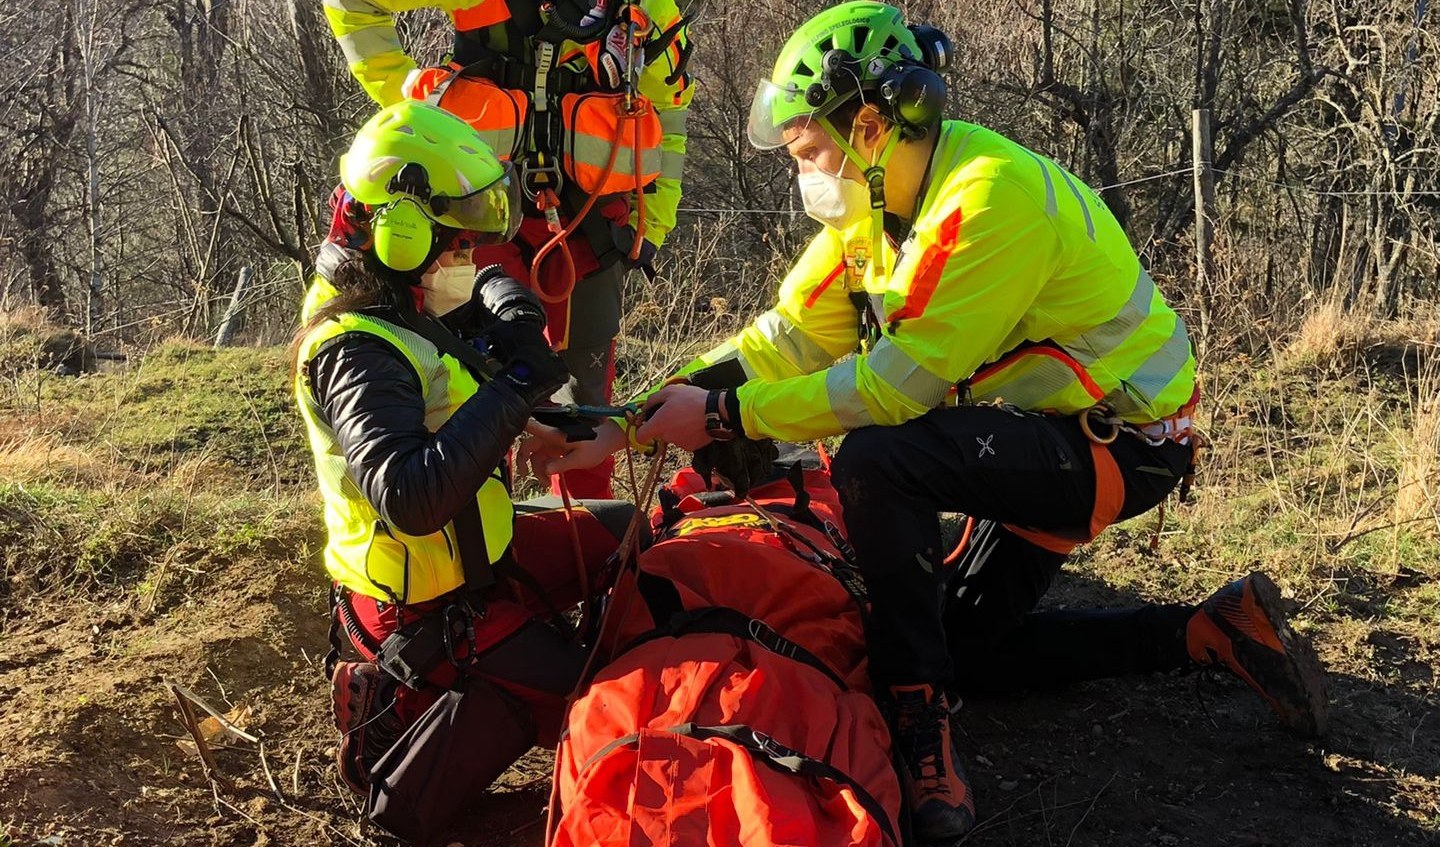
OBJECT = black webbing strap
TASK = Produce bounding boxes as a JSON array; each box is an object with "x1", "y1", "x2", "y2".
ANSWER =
[
  {"x1": 361, "y1": 305, "x2": 504, "y2": 593},
  {"x1": 578, "y1": 722, "x2": 898, "y2": 847},
  {"x1": 609, "y1": 604, "x2": 848, "y2": 692},
  {"x1": 324, "y1": 583, "x2": 344, "y2": 681}
]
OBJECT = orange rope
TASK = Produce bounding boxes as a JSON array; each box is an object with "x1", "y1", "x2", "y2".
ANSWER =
[
  {"x1": 555, "y1": 472, "x2": 591, "y2": 641},
  {"x1": 531, "y1": 100, "x2": 652, "y2": 304},
  {"x1": 942, "y1": 515, "x2": 975, "y2": 567}
]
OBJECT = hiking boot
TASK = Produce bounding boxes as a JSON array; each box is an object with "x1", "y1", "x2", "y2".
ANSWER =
[
  {"x1": 332, "y1": 661, "x2": 403, "y2": 795},
  {"x1": 1187, "y1": 572, "x2": 1328, "y2": 737},
  {"x1": 887, "y1": 684, "x2": 976, "y2": 845}
]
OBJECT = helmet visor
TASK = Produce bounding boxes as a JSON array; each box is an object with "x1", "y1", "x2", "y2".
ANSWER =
[
  {"x1": 432, "y1": 161, "x2": 522, "y2": 245},
  {"x1": 747, "y1": 79, "x2": 822, "y2": 150}
]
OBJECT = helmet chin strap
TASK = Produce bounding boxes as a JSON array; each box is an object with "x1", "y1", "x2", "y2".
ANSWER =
[{"x1": 820, "y1": 117, "x2": 902, "y2": 274}]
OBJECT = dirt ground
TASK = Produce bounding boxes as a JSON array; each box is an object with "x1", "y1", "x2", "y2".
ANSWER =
[{"x1": 2, "y1": 550, "x2": 1435, "y2": 847}]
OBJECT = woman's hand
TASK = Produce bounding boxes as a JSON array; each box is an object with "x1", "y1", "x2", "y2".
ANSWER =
[{"x1": 517, "y1": 418, "x2": 629, "y2": 482}]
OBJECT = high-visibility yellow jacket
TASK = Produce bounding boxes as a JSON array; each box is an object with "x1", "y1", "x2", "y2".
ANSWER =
[
  {"x1": 323, "y1": 0, "x2": 694, "y2": 250},
  {"x1": 295, "y1": 279, "x2": 515, "y2": 604},
  {"x1": 681, "y1": 120, "x2": 1197, "y2": 442}
]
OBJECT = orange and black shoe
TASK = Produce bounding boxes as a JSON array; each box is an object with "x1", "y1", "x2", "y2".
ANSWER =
[
  {"x1": 886, "y1": 684, "x2": 977, "y2": 845},
  {"x1": 332, "y1": 661, "x2": 403, "y2": 795},
  {"x1": 1187, "y1": 572, "x2": 1328, "y2": 737}
]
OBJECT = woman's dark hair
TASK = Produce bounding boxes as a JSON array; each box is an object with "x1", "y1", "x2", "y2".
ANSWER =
[{"x1": 289, "y1": 249, "x2": 413, "y2": 365}]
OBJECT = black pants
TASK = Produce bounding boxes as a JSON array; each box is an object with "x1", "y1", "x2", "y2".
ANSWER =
[{"x1": 830, "y1": 405, "x2": 1196, "y2": 691}]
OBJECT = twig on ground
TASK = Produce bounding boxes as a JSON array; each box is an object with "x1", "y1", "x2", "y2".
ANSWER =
[
  {"x1": 206, "y1": 666, "x2": 233, "y2": 708},
  {"x1": 167, "y1": 680, "x2": 260, "y2": 743},
  {"x1": 170, "y1": 682, "x2": 235, "y2": 794},
  {"x1": 291, "y1": 745, "x2": 303, "y2": 796},
  {"x1": 259, "y1": 741, "x2": 287, "y2": 803},
  {"x1": 1064, "y1": 771, "x2": 1117, "y2": 847}
]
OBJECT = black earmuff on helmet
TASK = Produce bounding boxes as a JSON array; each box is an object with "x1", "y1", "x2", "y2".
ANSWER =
[
  {"x1": 878, "y1": 64, "x2": 946, "y2": 138},
  {"x1": 907, "y1": 24, "x2": 953, "y2": 73}
]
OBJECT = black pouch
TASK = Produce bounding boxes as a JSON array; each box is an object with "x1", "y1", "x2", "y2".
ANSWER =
[{"x1": 366, "y1": 676, "x2": 536, "y2": 843}]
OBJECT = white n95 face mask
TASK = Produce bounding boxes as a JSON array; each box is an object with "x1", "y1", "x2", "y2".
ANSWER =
[
  {"x1": 797, "y1": 167, "x2": 872, "y2": 231},
  {"x1": 418, "y1": 263, "x2": 477, "y2": 316}
]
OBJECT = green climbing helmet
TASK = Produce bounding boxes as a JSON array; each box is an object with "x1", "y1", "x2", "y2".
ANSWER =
[
  {"x1": 747, "y1": 1, "x2": 927, "y2": 149},
  {"x1": 340, "y1": 101, "x2": 521, "y2": 272}
]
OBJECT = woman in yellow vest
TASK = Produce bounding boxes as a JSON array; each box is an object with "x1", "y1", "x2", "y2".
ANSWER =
[
  {"x1": 532, "y1": 4, "x2": 1328, "y2": 843},
  {"x1": 293, "y1": 101, "x2": 631, "y2": 818}
]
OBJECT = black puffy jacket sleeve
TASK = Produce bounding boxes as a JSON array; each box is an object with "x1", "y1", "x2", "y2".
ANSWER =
[{"x1": 307, "y1": 332, "x2": 530, "y2": 536}]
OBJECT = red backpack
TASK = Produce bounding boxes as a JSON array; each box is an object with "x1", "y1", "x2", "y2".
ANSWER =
[{"x1": 549, "y1": 464, "x2": 902, "y2": 847}]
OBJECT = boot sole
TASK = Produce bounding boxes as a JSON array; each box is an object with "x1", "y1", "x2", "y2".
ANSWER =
[{"x1": 1244, "y1": 572, "x2": 1329, "y2": 737}]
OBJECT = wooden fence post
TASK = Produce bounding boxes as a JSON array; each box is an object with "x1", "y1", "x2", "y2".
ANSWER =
[
  {"x1": 1192, "y1": 108, "x2": 1217, "y2": 353},
  {"x1": 213, "y1": 266, "x2": 253, "y2": 348}
]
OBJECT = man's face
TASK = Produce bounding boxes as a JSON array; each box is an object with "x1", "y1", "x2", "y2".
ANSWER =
[{"x1": 783, "y1": 119, "x2": 860, "y2": 180}]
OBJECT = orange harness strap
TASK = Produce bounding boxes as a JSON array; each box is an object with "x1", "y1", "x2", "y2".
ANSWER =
[{"x1": 1004, "y1": 440, "x2": 1125, "y2": 555}]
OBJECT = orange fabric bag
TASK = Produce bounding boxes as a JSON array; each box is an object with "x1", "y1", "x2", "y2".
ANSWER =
[
  {"x1": 560, "y1": 92, "x2": 662, "y2": 194},
  {"x1": 408, "y1": 67, "x2": 529, "y2": 162},
  {"x1": 549, "y1": 466, "x2": 902, "y2": 847}
]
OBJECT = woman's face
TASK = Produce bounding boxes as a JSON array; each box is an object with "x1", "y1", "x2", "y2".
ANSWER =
[{"x1": 424, "y1": 247, "x2": 476, "y2": 276}]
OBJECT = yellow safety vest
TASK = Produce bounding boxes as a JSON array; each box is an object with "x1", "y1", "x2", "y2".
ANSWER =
[{"x1": 295, "y1": 279, "x2": 514, "y2": 604}]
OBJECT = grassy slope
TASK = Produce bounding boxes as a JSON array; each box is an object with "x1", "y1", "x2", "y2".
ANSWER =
[{"x1": 0, "y1": 317, "x2": 1436, "y2": 845}]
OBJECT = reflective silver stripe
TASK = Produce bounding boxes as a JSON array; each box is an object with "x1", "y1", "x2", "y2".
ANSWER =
[
  {"x1": 827, "y1": 358, "x2": 876, "y2": 429},
  {"x1": 754, "y1": 310, "x2": 833, "y2": 372},
  {"x1": 658, "y1": 108, "x2": 688, "y2": 135},
  {"x1": 1070, "y1": 267, "x2": 1156, "y2": 364},
  {"x1": 701, "y1": 339, "x2": 757, "y2": 380},
  {"x1": 1116, "y1": 315, "x2": 1193, "y2": 411},
  {"x1": 868, "y1": 339, "x2": 953, "y2": 408},
  {"x1": 970, "y1": 356, "x2": 1085, "y2": 409},
  {"x1": 1057, "y1": 168, "x2": 1096, "y2": 241},
  {"x1": 660, "y1": 151, "x2": 686, "y2": 181},
  {"x1": 571, "y1": 135, "x2": 661, "y2": 176},
  {"x1": 1025, "y1": 151, "x2": 1058, "y2": 218},
  {"x1": 334, "y1": 25, "x2": 401, "y2": 64}
]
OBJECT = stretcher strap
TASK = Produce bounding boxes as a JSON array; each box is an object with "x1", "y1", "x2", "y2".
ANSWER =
[{"x1": 613, "y1": 602, "x2": 849, "y2": 692}]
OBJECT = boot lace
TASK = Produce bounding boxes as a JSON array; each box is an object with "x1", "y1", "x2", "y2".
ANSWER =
[{"x1": 898, "y1": 699, "x2": 951, "y2": 791}]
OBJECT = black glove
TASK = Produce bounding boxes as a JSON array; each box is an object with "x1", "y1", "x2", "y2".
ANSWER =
[
  {"x1": 496, "y1": 341, "x2": 570, "y2": 408},
  {"x1": 692, "y1": 437, "x2": 779, "y2": 499},
  {"x1": 610, "y1": 223, "x2": 658, "y2": 271}
]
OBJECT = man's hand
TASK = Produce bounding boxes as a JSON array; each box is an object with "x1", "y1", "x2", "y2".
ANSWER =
[
  {"x1": 517, "y1": 418, "x2": 628, "y2": 481},
  {"x1": 636, "y1": 382, "x2": 711, "y2": 451}
]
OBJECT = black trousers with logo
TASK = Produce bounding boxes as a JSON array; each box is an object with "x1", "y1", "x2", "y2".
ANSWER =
[{"x1": 830, "y1": 404, "x2": 1197, "y2": 691}]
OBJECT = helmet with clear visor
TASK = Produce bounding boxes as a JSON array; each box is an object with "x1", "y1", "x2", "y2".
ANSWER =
[
  {"x1": 340, "y1": 101, "x2": 521, "y2": 272},
  {"x1": 747, "y1": 1, "x2": 925, "y2": 150}
]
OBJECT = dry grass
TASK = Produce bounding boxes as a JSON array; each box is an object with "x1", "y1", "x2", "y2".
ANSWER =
[
  {"x1": 1277, "y1": 297, "x2": 1439, "y2": 375},
  {"x1": 1394, "y1": 355, "x2": 1440, "y2": 531}
]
